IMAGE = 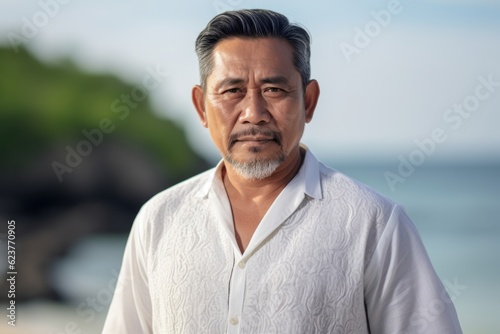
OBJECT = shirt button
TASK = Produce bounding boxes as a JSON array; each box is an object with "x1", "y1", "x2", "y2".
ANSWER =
[
  {"x1": 238, "y1": 261, "x2": 246, "y2": 269},
  {"x1": 229, "y1": 316, "x2": 239, "y2": 326}
]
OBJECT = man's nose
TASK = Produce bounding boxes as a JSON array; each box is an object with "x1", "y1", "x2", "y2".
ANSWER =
[{"x1": 238, "y1": 90, "x2": 271, "y2": 124}]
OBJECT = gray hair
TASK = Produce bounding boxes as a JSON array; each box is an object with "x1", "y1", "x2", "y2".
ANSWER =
[{"x1": 195, "y1": 9, "x2": 311, "y2": 90}]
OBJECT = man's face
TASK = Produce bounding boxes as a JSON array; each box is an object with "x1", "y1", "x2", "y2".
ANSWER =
[{"x1": 193, "y1": 37, "x2": 318, "y2": 179}]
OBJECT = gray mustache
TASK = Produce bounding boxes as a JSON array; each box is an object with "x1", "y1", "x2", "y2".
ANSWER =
[{"x1": 228, "y1": 128, "x2": 282, "y2": 150}]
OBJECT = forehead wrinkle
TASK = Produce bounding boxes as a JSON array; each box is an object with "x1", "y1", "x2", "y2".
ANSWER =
[{"x1": 210, "y1": 42, "x2": 292, "y2": 85}]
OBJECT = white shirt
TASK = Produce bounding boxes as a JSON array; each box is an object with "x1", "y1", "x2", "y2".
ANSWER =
[{"x1": 102, "y1": 148, "x2": 462, "y2": 333}]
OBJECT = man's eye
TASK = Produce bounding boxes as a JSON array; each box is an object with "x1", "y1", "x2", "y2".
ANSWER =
[
  {"x1": 264, "y1": 87, "x2": 285, "y2": 94},
  {"x1": 224, "y1": 88, "x2": 240, "y2": 94}
]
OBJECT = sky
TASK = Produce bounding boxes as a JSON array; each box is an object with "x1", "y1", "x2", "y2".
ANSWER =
[{"x1": 1, "y1": 0, "x2": 499, "y2": 163}]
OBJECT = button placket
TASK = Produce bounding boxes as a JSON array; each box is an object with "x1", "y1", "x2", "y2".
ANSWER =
[{"x1": 226, "y1": 254, "x2": 247, "y2": 333}]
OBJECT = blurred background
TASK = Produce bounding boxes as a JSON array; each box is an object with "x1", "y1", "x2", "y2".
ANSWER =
[{"x1": 0, "y1": 0, "x2": 499, "y2": 333}]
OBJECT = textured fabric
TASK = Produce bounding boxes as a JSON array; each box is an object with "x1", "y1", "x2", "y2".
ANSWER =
[{"x1": 102, "y1": 148, "x2": 462, "y2": 334}]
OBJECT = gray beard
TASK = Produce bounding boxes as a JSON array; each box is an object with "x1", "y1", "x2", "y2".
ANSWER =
[{"x1": 225, "y1": 152, "x2": 286, "y2": 180}]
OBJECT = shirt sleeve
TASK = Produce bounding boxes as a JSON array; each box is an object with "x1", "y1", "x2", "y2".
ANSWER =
[
  {"x1": 102, "y1": 205, "x2": 153, "y2": 333},
  {"x1": 364, "y1": 205, "x2": 463, "y2": 334}
]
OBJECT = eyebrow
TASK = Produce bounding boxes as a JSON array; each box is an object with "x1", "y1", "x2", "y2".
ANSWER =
[
  {"x1": 260, "y1": 75, "x2": 289, "y2": 85},
  {"x1": 215, "y1": 75, "x2": 290, "y2": 90}
]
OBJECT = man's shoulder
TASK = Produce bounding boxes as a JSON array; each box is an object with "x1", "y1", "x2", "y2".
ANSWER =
[
  {"x1": 140, "y1": 167, "x2": 215, "y2": 215},
  {"x1": 317, "y1": 162, "x2": 396, "y2": 213},
  {"x1": 316, "y1": 162, "x2": 401, "y2": 264}
]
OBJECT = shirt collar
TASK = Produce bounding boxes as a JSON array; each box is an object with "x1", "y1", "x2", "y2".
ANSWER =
[
  {"x1": 195, "y1": 160, "x2": 224, "y2": 199},
  {"x1": 299, "y1": 145, "x2": 323, "y2": 199},
  {"x1": 195, "y1": 144, "x2": 323, "y2": 200}
]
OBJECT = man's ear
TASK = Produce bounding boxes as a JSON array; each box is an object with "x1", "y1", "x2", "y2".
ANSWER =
[
  {"x1": 192, "y1": 85, "x2": 208, "y2": 128},
  {"x1": 304, "y1": 79, "x2": 320, "y2": 123}
]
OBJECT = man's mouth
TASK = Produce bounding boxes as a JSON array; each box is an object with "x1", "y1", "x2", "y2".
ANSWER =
[
  {"x1": 228, "y1": 129, "x2": 282, "y2": 150},
  {"x1": 236, "y1": 136, "x2": 274, "y2": 142}
]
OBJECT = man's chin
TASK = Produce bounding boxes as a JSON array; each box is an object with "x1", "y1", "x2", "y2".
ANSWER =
[{"x1": 224, "y1": 152, "x2": 286, "y2": 180}]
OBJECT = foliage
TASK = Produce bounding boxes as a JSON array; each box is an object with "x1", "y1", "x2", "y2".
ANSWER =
[{"x1": 0, "y1": 47, "x2": 203, "y2": 179}]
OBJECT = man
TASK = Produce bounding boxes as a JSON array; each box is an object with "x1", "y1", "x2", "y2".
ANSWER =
[{"x1": 103, "y1": 9, "x2": 462, "y2": 333}]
